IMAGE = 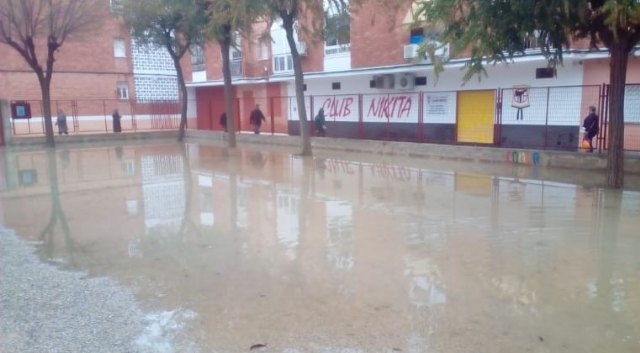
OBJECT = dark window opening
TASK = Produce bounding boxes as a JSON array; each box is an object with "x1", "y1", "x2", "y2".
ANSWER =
[{"x1": 536, "y1": 67, "x2": 556, "y2": 79}]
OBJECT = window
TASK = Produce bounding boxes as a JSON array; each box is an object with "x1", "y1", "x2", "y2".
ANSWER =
[
  {"x1": 230, "y1": 31, "x2": 242, "y2": 61},
  {"x1": 273, "y1": 54, "x2": 293, "y2": 73},
  {"x1": 117, "y1": 82, "x2": 129, "y2": 100},
  {"x1": 324, "y1": 0, "x2": 350, "y2": 53},
  {"x1": 113, "y1": 38, "x2": 126, "y2": 58},
  {"x1": 258, "y1": 39, "x2": 269, "y2": 61},
  {"x1": 110, "y1": 0, "x2": 123, "y2": 12},
  {"x1": 191, "y1": 44, "x2": 205, "y2": 71}
]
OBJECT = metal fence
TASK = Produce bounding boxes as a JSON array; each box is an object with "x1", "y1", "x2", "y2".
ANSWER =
[
  {"x1": 8, "y1": 99, "x2": 189, "y2": 136},
  {"x1": 7, "y1": 84, "x2": 640, "y2": 152},
  {"x1": 208, "y1": 84, "x2": 639, "y2": 152}
]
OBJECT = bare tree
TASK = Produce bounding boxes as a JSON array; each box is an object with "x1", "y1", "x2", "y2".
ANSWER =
[{"x1": 0, "y1": 0, "x2": 102, "y2": 146}]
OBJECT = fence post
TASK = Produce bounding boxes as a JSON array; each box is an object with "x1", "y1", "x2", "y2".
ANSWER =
[
  {"x1": 103, "y1": 100, "x2": 108, "y2": 132},
  {"x1": 38, "y1": 100, "x2": 43, "y2": 135},
  {"x1": 544, "y1": 87, "x2": 550, "y2": 150},
  {"x1": 358, "y1": 94, "x2": 364, "y2": 139},
  {"x1": 236, "y1": 98, "x2": 241, "y2": 132},
  {"x1": 495, "y1": 88, "x2": 503, "y2": 147},
  {"x1": 601, "y1": 83, "x2": 609, "y2": 152},
  {"x1": 72, "y1": 100, "x2": 78, "y2": 133},
  {"x1": 418, "y1": 91, "x2": 424, "y2": 142},
  {"x1": 131, "y1": 100, "x2": 137, "y2": 131},
  {"x1": 270, "y1": 96, "x2": 275, "y2": 135},
  {"x1": 598, "y1": 83, "x2": 607, "y2": 152},
  {"x1": 309, "y1": 95, "x2": 314, "y2": 136}
]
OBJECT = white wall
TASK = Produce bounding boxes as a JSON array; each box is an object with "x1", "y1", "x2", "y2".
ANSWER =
[{"x1": 287, "y1": 57, "x2": 586, "y2": 125}]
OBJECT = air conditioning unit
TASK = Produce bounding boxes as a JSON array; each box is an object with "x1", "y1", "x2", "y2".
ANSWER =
[
  {"x1": 296, "y1": 41, "x2": 308, "y2": 56},
  {"x1": 374, "y1": 74, "x2": 395, "y2": 89},
  {"x1": 396, "y1": 73, "x2": 415, "y2": 90},
  {"x1": 403, "y1": 44, "x2": 419, "y2": 60}
]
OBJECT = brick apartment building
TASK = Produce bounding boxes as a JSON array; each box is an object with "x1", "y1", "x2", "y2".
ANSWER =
[{"x1": 0, "y1": 0, "x2": 181, "y2": 133}]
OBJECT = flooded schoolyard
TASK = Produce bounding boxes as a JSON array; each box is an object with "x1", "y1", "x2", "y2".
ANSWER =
[{"x1": 1, "y1": 141, "x2": 639, "y2": 353}]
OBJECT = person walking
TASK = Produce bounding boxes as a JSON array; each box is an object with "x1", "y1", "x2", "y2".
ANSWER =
[
  {"x1": 56, "y1": 109, "x2": 69, "y2": 135},
  {"x1": 249, "y1": 104, "x2": 266, "y2": 135},
  {"x1": 582, "y1": 105, "x2": 599, "y2": 153},
  {"x1": 112, "y1": 109, "x2": 122, "y2": 133},
  {"x1": 314, "y1": 108, "x2": 326, "y2": 137}
]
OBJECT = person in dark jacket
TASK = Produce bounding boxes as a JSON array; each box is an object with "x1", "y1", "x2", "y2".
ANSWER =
[
  {"x1": 314, "y1": 108, "x2": 326, "y2": 137},
  {"x1": 56, "y1": 109, "x2": 69, "y2": 135},
  {"x1": 219, "y1": 112, "x2": 227, "y2": 132},
  {"x1": 249, "y1": 104, "x2": 266, "y2": 134},
  {"x1": 112, "y1": 109, "x2": 122, "y2": 133},
  {"x1": 582, "y1": 105, "x2": 599, "y2": 152}
]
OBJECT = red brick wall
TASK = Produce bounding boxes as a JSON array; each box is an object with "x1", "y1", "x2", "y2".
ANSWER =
[
  {"x1": 0, "y1": 5, "x2": 134, "y2": 101},
  {"x1": 350, "y1": 2, "x2": 412, "y2": 68}
]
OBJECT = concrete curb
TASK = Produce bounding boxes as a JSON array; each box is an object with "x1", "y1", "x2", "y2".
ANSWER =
[
  {"x1": 185, "y1": 130, "x2": 640, "y2": 174},
  {"x1": 6, "y1": 129, "x2": 639, "y2": 174},
  {"x1": 8, "y1": 131, "x2": 178, "y2": 147}
]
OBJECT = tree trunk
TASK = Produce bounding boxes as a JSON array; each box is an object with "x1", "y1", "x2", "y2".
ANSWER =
[
  {"x1": 606, "y1": 43, "x2": 628, "y2": 188},
  {"x1": 221, "y1": 30, "x2": 237, "y2": 148},
  {"x1": 39, "y1": 77, "x2": 55, "y2": 146},
  {"x1": 283, "y1": 15, "x2": 312, "y2": 156},
  {"x1": 174, "y1": 56, "x2": 189, "y2": 142}
]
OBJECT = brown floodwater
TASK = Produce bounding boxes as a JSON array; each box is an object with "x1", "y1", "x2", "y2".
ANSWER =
[{"x1": 1, "y1": 141, "x2": 639, "y2": 353}]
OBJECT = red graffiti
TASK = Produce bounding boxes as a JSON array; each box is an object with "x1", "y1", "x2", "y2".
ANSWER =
[
  {"x1": 367, "y1": 95, "x2": 412, "y2": 119},
  {"x1": 326, "y1": 159, "x2": 356, "y2": 174},
  {"x1": 323, "y1": 96, "x2": 354, "y2": 118},
  {"x1": 369, "y1": 164, "x2": 411, "y2": 182}
]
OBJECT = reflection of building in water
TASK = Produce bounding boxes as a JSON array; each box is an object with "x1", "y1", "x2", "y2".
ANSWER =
[
  {"x1": 141, "y1": 154, "x2": 185, "y2": 237},
  {"x1": 276, "y1": 186, "x2": 299, "y2": 260},
  {"x1": 197, "y1": 174, "x2": 214, "y2": 226},
  {"x1": 325, "y1": 201, "x2": 354, "y2": 271},
  {"x1": 236, "y1": 181, "x2": 250, "y2": 229},
  {"x1": 403, "y1": 255, "x2": 446, "y2": 308}
]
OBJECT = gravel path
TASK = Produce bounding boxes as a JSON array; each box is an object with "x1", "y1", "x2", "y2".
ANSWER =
[{"x1": 0, "y1": 227, "x2": 196, "y2": 353}]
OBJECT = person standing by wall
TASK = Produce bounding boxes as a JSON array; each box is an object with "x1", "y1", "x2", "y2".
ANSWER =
[
  {"x1": 314, "y1": 108, "x2": 326, "y2": 137},
  {"x1": 56, "y1": 109, "x2": 68, "y2": 135},
  {"x1": 219, "y1": 112, "x2": 227, "y2": 132},
  {"x1": 249, "y1": 104, "x2": 266, "y2": 135},
  {"x1": 582, "y1": 105, "x2": 599, "y2": 153},
  {"x1": 112, "y1": 109, "x2": 122, "y2": 133}
]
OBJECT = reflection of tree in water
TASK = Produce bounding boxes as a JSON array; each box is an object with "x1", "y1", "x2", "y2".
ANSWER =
[{"x1": 39, "y1": 149, "x2": 85, "y2": 268}]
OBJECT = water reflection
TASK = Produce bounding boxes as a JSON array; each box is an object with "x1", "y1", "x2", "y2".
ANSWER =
[{"x1": 0, "y1": 143, "x2": 639, "y2": 352}]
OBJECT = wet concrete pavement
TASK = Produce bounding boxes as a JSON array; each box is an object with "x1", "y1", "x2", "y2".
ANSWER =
[{"x1": 1, "y1": 141, "x2": 639, "y2": 352}]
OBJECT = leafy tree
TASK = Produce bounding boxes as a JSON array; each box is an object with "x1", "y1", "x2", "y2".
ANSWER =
[
  {"x1": 416, "y1": 0, "x2": 640, "y2": 188},
  {"x1": 202, "y1": 0, "x2": 264, "y2": 149},
  {"x1": 122, "y1": 0, "x2": 208, "y2": 142},
  {"x1": 0, "y1": 0, "x2": 102, "y2": 146},
  {"x1": 263, "y1": 0, "x2": 407, "y2": 156}
]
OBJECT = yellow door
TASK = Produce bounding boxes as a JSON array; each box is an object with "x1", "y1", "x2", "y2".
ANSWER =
[{"x1": 457, "y1": 90, "x2": 495, "y2": 144}]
